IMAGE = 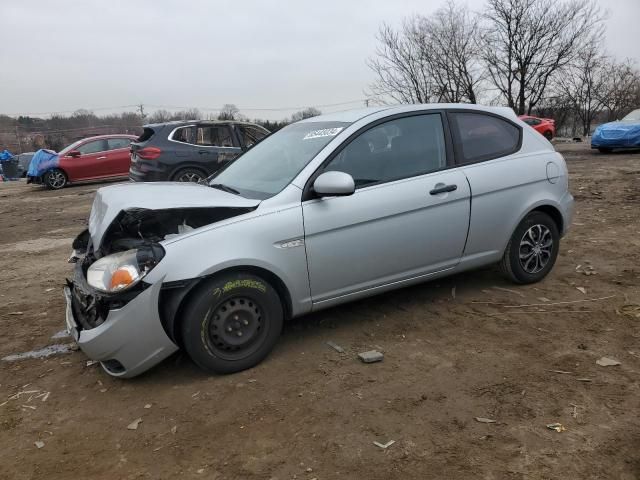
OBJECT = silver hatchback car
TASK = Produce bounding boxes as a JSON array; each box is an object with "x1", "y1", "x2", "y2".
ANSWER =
[{"x1": 65, "y1": 104, "x2": 573, "y2": 378}]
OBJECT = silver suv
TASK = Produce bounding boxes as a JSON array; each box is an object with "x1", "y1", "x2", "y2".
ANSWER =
[{"x1": 64, "y1": 104, "x2": 574, "y2": 378}]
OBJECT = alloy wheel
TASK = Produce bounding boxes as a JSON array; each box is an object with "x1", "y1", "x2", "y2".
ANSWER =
[
  {"x1": 48, "y1": 170, "x2": 66, "y2": 188},
  {"x1": 518, "y1": 224, "x2": 553, "y2": 274},
  {"x1": 178, "y1": 171, "x2": 203, "y2": 182}
]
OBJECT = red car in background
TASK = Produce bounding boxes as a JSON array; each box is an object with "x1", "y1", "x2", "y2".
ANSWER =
[
  {"x1": 41, "y1": 134, "x2": 137, "y2": 189},
  {"x1": 518, "y1": 115, "x2": 555, "y2": 140}
]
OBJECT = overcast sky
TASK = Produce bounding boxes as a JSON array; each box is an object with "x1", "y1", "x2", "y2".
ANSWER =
[{"x1": 1, "y1": 0, "x2": 638, "y2": 120}]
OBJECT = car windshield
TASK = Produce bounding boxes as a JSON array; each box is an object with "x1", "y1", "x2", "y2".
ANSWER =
[
  {"x1": 58, "y1": 140, "x2": 83, "y2": 155},
  {"x1": 621, "y1": 109, "x2": 640, "y2": 122},
  {"x1": 209, "y1": 121, "x2": 350, "y2": 199}
]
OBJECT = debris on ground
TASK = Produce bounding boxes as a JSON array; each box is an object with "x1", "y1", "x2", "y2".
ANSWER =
[
  {"x1": 546, "y1": 423, "x2": 566, "y2": 432},
  {"x1": 326, "y1": 341, "x2": 345, "y2": 353},
  {"x1": 34, "y1": 441, "x2": 45, "y2": 449},
  {"x1": 475, "y1": 417, "x2": 496, "y2": 424},
  {"x1": 2, "y1": 343, "x2": 75, "y2": 361},
  {"x1": 596, "y1": 357, "x2": 621, "y2": 367},
  {"x1": 86, "y1": 360, "x2": 98, "y2": 367},
  {"x1": 617, "y1": 304, "x2": 640, "y2": 318},
  {"x1": 492, "y1": 286, "x2": 525, "y2": 297},
  {"x1": 127, "y1": 418, "x2": 143, "y2": 430},
  {"x1": 144, "y1": 404, "x2": 152, "y2": 409},
  {"x1": 576, "y1": 287, "x2": 587, "y2": 294},
  {"x1": 8, "y1": 312, "x2": 24, "y2": 316},
  {"x1": 358, "y1": 350, "x2": 384, "y2": 363},
  {"x1": 373, "y1": 440, "x2": 395, "y2": 449},
  {"x1": 576, "y1": 264, "x2": 597, "y2": 276}
]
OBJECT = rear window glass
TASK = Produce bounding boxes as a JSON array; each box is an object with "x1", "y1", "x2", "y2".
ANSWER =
[{"x1": 450, "y1": 112, "x2": 521, "y2": 163}]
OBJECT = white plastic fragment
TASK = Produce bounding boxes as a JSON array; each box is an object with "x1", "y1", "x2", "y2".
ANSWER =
[
  {"x1": 127, "y1": 418, "x2": 143, "y2": 430},
  {"x1": 596, "y1": 357, "x2": 620, "y2": 367},
  {"x1": 373, "y1": 440, "x2": 395, "y2": 449},
  {"x1": 34, "y1": 441, "x2": 45, "y2": 449}
]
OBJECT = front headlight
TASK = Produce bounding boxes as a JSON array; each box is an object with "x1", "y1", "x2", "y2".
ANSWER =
[{"x1": 87, "y1": 245, "x2": 164, "y2": 293}]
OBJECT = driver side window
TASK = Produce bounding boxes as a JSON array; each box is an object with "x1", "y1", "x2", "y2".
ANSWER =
[{"x1": 324, "y1": 114, "x2": 447, "y2": 188}]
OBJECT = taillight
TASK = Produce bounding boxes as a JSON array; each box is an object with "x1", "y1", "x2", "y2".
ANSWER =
[{"x1": 136, "y1": 147, "x2": 162, "y2": 160}]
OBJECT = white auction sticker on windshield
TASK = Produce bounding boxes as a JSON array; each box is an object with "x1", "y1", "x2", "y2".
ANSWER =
[{"x1": 303, "y1": 127, "x2": 343, "y2": 140}]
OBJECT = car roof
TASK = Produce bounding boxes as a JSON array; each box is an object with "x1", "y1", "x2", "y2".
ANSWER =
[
  {"x1": 143, "y1": 120, "x2": 265, "y2": 128},
  {"x1": 76, "y1": 134, "x2": 137, "y2": 141},
  {"x1": 300, "y1": 104, "x2": 518, "y2": 124}
]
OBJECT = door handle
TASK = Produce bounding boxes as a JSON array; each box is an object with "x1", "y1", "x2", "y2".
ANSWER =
[
  {"x1": 429, "y1": 184, "x2": 457, "y2": 195},
  {"x1": 97, "y1": 156, "x2": 107, "y2": 160}
]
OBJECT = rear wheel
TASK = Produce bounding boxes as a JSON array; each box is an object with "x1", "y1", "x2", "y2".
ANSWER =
[
  {"x1": 44, "y1": 168, "x2": 67, "y2": 190},
  {"x1": 500, "y1": 211, "x2": 560, "y2": 284},
  {"x1": 172, "y1": 167, "x2": 206, "y2": 183},
  {"x1": 598, "y1": 147, "x2": 612, "y2": 153},
  {"x1": 180, "y1": 273, "x2": 284, "y2": 374}
]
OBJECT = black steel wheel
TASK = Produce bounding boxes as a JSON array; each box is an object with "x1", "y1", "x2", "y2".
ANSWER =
[
  {"x1": 44, "y1": 168, "x2": 67, "y2": 189},
  {"x1": 181, "y1": 273, "x2": 284, "y2": 374},
  {"x1": 500, "y1": 211, "x2": 560, "y2": 284}
]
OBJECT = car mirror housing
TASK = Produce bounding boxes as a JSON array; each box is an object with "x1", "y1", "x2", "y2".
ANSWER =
[
  {"x1": 68, "y1": 150, "x2": 81, "y2": 158},
  {"x1": 313, "y1": 171, "x2": 355, "y2": 197}
]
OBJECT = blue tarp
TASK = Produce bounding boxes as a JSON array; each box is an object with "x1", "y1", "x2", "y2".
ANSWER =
[
  {"x1": 0, "y1": 149, "x2": 14, "y2": 161},
  {"x1": 27, "y1": 149, "x2": 59, "y2": 177},
  {"x1": 592, "y1": 122, "x2": 640, "y2": 149}
]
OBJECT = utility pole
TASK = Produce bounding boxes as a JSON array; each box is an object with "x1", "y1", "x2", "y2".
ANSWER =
[
  {"x1": 15, "y1": 125, "x2": 23, "y2": 154},
  {"x1": 365, "y1": 99, "x2": 370, "y2": 107},
  {"x1": 137, "y1": 103, "x2": 146, "y2": 120}
]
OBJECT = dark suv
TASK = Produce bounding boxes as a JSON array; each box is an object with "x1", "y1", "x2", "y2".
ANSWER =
[{"x1": 129, "y1": 120, "x2": 269, "y2": 182}]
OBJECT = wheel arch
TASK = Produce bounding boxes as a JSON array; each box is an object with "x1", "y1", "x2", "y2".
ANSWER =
[
  {"x1": 530, "y1": 204, "x2": 563, "y2": 234},
  {"x1": 159, "y1": 265, "x2": 293, "y2": 348}
]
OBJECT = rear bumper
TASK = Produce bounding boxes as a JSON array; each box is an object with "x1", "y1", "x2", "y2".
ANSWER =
[
  {"x1": 559, "y1": 191, "x2": 575, "y2": 237},
  {"x1": 129, "y1": 161, "x2": 170, "y2": 182},
  {"x1": 65, "y1": 268, "x2": 178, "y2": 378}
]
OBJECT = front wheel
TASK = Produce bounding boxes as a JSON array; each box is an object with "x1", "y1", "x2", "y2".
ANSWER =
[
  {"x1": 180, "y1": 273, "x2": 284, "y2": 374},
  {"x1": 500, "y1": 211, "x2": 560, "y2": 284},
  {"x1": 44, "y1": 168, "x2": 67, "y2": 189}
]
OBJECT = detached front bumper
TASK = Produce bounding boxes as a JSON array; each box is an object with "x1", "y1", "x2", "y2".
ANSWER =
[{"x1": 64, "y1": 265, "x2": 178, "y2": 378}]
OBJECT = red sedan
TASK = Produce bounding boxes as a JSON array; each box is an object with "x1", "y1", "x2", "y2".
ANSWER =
[
  {"x1": 518, "y1": 115, "x2": 555, "y2": 140},
  {"x1": 42, "y1": 134, "x2": 137, "y2": 189}
]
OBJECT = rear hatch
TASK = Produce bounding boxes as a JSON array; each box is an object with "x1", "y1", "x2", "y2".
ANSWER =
[{"x1": 130, "y1": 126, "x2": 160, "y2": 164}]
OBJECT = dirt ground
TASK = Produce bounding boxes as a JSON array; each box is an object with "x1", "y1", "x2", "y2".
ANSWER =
[{"x1": 0, "y1": 142, "x2": 639, "y2": 480}]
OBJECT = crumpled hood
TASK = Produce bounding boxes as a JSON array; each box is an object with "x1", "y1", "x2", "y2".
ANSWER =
[{"x1": 89, "y1": 182, "x2": 260, "y2": 248}]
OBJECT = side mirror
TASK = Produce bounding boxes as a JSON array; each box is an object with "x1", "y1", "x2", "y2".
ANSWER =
[
  {"x1": 313, "y1": 171, "x2": 355, "y2": 197},
  {"x1": 68, "y1": 150, "x2": 81, "y2": 158}
]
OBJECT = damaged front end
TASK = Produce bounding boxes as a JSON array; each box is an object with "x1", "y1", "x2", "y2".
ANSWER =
[{"x1": 65, "y1": 204, "x2": 256, "y2": 377}]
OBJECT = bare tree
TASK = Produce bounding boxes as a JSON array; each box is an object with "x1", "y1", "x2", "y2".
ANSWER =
[
  {"x1": 367, "y1": 3, "x2": 483, "y2": 105},
  {"x1": 218, "y1": 104, "x2": 240, "y2": 121},
  {"x1": 148, "y1": 109, "x2": 173, "y2": 124},
  {"x1": 423, "y1": 1, "x2": 483, "y2": 103},
  {"x1": 600, "y1": 60, "x2": 640, "y2": 121},
  {"x1": 367, "y1": 17, "x2": 436, "y2": 104},
  {"x1": 555, "y1": 41, "x2": 609, "y2": 135},
  {"x1": 482, "y1": 0, "x2": 604, "y2": 115},
  {"x1": 290, "y1": 107, "x2": 321, "y2": 122}
]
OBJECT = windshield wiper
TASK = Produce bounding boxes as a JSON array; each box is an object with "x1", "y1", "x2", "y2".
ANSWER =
[{"x1": 210, "y1": 183, "x2": 241, "y2": 195}]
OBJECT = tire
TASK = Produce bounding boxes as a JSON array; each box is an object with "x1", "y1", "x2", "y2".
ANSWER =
[
  {"x1": 543, "y1": 130, "x2": 553, "y2": 141},
  {"x1": 44, "y1": 168, "x2": 67, "y2": 190},
  {"x1": 598, "y1": 147, "x2": 612, "y2": 153},
  {"x1": 500, "y1": 211, "x2": 560, "y2": 284},
  {"x1": 180, "y1": 273, "x2": 284, "y2": 374},
  {"x1": 171, "y1": 167, "x2": 207, "y2": 183}
]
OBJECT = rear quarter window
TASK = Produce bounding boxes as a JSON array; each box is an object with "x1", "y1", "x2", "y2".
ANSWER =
[{"x1": 449, "y1": 112, "x2": 521, "y2": 164}]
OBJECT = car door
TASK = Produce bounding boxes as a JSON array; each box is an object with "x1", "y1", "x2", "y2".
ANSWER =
[
  {"x1": 302, "y1": 112, "x2": 471, "y2": 305},
  {"x1": 65, "y1": 139, "x2": 109, "y2": 180},
  {"x1": 195, "y1": 124, "x2": 243, "y2": 171},
  {"x1": 105, "y1": 137, "x2": 133, "y2": 176}
]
